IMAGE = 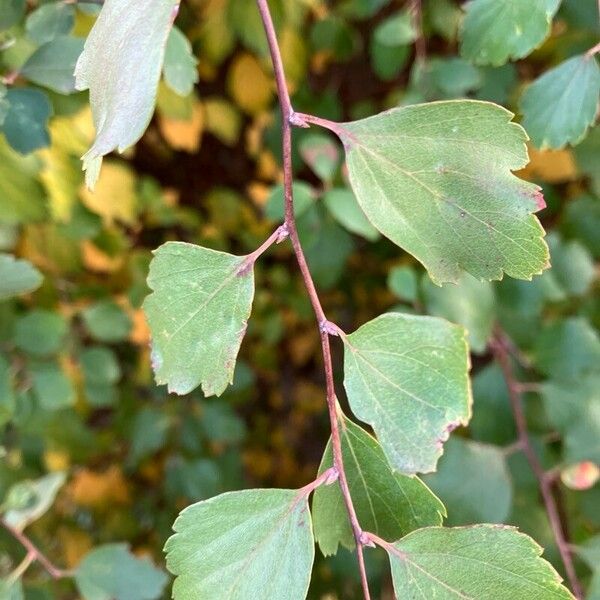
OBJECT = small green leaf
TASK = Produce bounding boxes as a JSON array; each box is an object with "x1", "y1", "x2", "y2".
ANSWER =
[
  {"x1": 0, "y1": 578, "x2": 23, "y2": 600},
  {"x1": 74, "y1": 0, "x2": 179, "y2": 188},
  {"x1": 425, "y1": 437, "x2": 512, "y2": 525},
  {"x1": 165, "y1": 488, "x2": 314, "y2": 600},
  {"x1": 3, "y1": 472, "x2": 66, "y2": 531},
  {"x1": 322, "y1": 188, "x2": 380, "y2": 241},
  {"x1": 460, "y1": 0, "x2": 561, "y2": 66},
  {"x1": 80, "y1": 346, "x2": 121, "y2": 385},
  {"x1": 374, "y1": 10, "x2": 416, "y2": 46},
  {"x1": 520, "y1": 54, "x2": 600, "y2": 149},
  {"x1": 14, "y1": 309, "x2": 68, "y2": 357},
  {"x1": 163, "y1": 26, "x2": 198, "y2": 96},
  {"x1": 0, "y1": 0, "x2": 25, "y2": 31},
  {"x1": 422, "y1": 273, "x2": 495, "y2": 353},
  {"x1": 547, "y1": 232, "x2": 595, "y2": 296},
  {"x1": 327, "y1": 101, "x2": 548, "y2": 284},
  {"x1": 299, "y1": 133, "x2": 340, "y2": 182},
  {"x1": 312, "y1": 414, "x2": 445, "y2": 556},
  {"x1": 144, "y1": 242, "x2": 255, "y2": 396},
  {"x1": 21, "y1": 36, "x2": 84, "y2": 94},
  {"x1": 387, "y1": 265, "x2": 418, "y2": 303},
  {"x1": 342, "y1": 313, "x2": 471, "y2": 474},
  {"x1": 30, "y1": 362, "x2": 75, "y2": 410},
  {"x1": 1, "y1": 88, "x2": 52, "y2": 154},
  {"x1": 0, "y1": 254, "x2": 42, "y2": 300},
  {"x1": 81, "y1": 300, "x2": 132, "y2": 343},
  {"x1": 265, "y1": 182, "x2": 314, "y2": 220},
  {"x1": 25, "y1": 2, "x2": 75, "y2": 44},
  {"x1": 75, "y1": 544, "x2": 167, "y2": 600},
  {"x1": 386, "y1": 525, "x2": 574, "y2": 599}
]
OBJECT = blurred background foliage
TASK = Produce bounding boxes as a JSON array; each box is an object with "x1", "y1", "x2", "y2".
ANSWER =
[{"x1": 0, "y1": 0, "x2": 599, "y2": 598}]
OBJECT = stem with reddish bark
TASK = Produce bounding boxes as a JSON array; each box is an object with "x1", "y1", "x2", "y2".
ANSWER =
[
  {"x1": 255, "y1": 1, "x2": 372, "y2": 597},
  {"x1": 490, "y1": 332, "x2": 583, "y2": 600}
]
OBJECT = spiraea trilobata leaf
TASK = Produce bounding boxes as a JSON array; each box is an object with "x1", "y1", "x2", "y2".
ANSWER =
[
  {"x1": 329, "y1": 100, "x2": 548, "y2": 284},
  {"x1": 143, "y1": 242, "x2": 255, "y2": 397}
]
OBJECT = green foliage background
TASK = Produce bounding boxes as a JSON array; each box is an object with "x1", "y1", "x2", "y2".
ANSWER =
[{"x1": 0, "y1": 0, "x2": 599, "y2": 598}]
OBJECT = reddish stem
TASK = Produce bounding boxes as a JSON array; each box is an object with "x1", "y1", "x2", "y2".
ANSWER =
[
  {"x1": 1, "y1": 519, "x2": 69, "y2": 580},
  {"x1": 490, "y1": 332, "x2": 583, "y2": 600},
  {"x1": 255, "y1": 1, "x2": 371, "y2": 598}
]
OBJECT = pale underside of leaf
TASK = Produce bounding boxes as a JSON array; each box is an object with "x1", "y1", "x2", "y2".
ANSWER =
[
  {"x1": 312, "y1": 414, "x2": 445, "y2": 556},
  {"x1": 143, "y1": 242, "x2": 254, "y2": 397},
  {"x1": 329, "y1": 100, "x2": 548, "y2": 284},
  {"x1": 74, "y1": 0, "x2": 178, "y2": 188},
  {"x1": 388, "y1": 525, "x2": 575, "y2": 599},
  {"x1": 342, "y1": 313, "x2": 472, "y2": 475},
  {"x1": 165, "y1": 488, "x2": 314, "y2": 600}
]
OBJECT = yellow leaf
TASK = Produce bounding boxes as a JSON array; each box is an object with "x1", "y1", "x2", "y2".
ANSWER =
[
  {"x1": 280, "y1": 27, "x2": 308, "y2": 92},
  {"x1": 69, "y1": 465, "x2": 131, "y2": 508},
  {"x1": 520, "y1": 146, "x2": 578, "y2": 183},
  {"x1": 38, "y1": 148, "x2": 81, "y2": 222},
  {"x1": 130, "y1": 308, "x2": 151, "y2": 346},
  {"x1": 44, "y1": 450, "x2": 71, "y2": 472},
  {"x1": 158, "y1": 101, "x2": 204, "y2": 152},
  {"x1": 80, "y1": 162, "x2": 137, "y2": 225},
  {"x1": 227, "y1": 53, "x2": 273, "y2": 115},
  {"x1": 58, "y1": 526, "x2": 93, "y2": 568},
  {"x1": 203, "y1": 97, "x2": 242, "y2": 146},
  {"x1": 49, "y1": 108, "x2": 95, "y2": 157},
  {"x1": 81, "y1": 240, "x2": 125, "y2": 273}
]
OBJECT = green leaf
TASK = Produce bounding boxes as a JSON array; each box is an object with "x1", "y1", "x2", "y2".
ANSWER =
[
  {"x1": 562, "y1": 194, "x2": 600, "y2": 258},
  {"x1": 75, "y1": 544, "x2": 167, "y2": 600},
  {"x1": 312, "y1": 414, "x2": 445, "y2": 556},
  {"x1": 342, "y1": 313, "x2": 471, "y2": 474},
  {"x1": 322, "y1": 188, "x2": 380, "y2": 241},
  {"x1": 82, "y1": 300, "x2": 132, "y2": 343},
  {"x1": 25, "y1": 2, "x2": 75, "y2": 44},
  {"x1": 374, "y1": 10, "x2": 416, "y2": 46},
  {"x1": 532, "y1": 317, "x2": 600, "y2": 382},
  {"x1": 0, "y1": 578, "x2": 23, "y2": 600},
  {"x1": 14, "y1": 309, "x2": 68, "y2": 357},
  {"x1": 30, "y1": 362, "x2": 75, "y2": 410},
  {"x1": 80, "y1": 346, "x2": 121, "y2": 385},
  {"x1": 520, "y1": 54, "x2": 600, "y2": 149},
  {"x1": 0, "y1": 0, "x2": 25, "y2": 31},
  {"x1": 74, "y1": 0, "x2": 179, "y2": 188},
  {"x1": 162, "y1": 26, "x2": 198, "y2": 96},
  {"x1": 265, "y1": 182, "x2": 314, "y2": 220},
  {"x1": 165, "y1": 488, "x2": 314, "y2": 599},
  {"x1": 386, "y1": 525, "x2": 574, "y2": 599},
  {"x1": 460, "y1": 0, "x2": 561, "y2": 66},
  {"x1": 2, "y1": 472, "x2": 66, "y2": 531},
  {"x1": 1, "y1": 88, "x2": 52, "y2": 154},
  {"x1": 0, "y1": 354, "x2": 15, "y2": 427},
  {"x1": 0, "y1": 254, "x2": 43, "y2": 300},
  {"x1": 422, "y1": 273, "x2": 495, "y2": 353},
  {"x1": 326, "y1": 100, "x2": 548, "y2": 284},
  {"x1": 21, "y1": 36, "x2": 84, "y2": 94},
  {"x1": 425, "y1": 437, "x2": 512, "y2": 525},
  {"x1": 299, "y1": 133, "x2": 340, "y2": 182},
  {"x1": 387, "y1": 265, "x2": 418, "y2": 303},
  {"x1": 144, "y1": 242, "x2": 255, "y2": 396},
  {"x1": 547, "y1": 232, "x2": 595, "y2": 296}
]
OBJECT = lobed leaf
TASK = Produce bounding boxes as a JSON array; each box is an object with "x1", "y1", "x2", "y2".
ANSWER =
[
  {"x1": 75, "y1": 0, "x2": 179, "y2": 188},
  {"x1": 386, "y1": 525, "x2": 574, "y2": 599},
  {"x1": 520, "y1": 54, "x2": 600, "y2": 150},
  {"x1": 165, "y1": 488, "x2": 314, "y2": 600},
  {"x1": 342, "y1": 313, "x2": 471, "y2": 474},
  {"x1": 326, "y1": 100, "x2": 548, "y2": 284},
  {"x1": 312, "y1": 414, "x2": 445, "y2": 556},
  {"x1": 460, "y1": 0, "x2": 561, "y2": 66},
  {"x1": 143, "y1": 242, "x2": 255, "y2": 396}
]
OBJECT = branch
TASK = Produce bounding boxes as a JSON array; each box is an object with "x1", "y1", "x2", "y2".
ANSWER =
[
  {"x1": 1, "y1": 519, "x2": 70, "y2": 581},
  {"x1": 490, "y1": 332, "x2": 583, "y2": 600},
  {"x1": 255, "y1": 1, "x2": 371, "y2": 598}
]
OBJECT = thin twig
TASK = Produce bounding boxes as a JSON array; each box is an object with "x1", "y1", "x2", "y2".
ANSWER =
[
  {"x1": 411, "y1": 0, "x2": 426, "y2": 64},
  {"x1": 586, "y1": 40, "x2": 600, "y2": 57},
  {"x1": 1, "y1": 519, "x2": 70, "y2": 580},
  {"x1": 490, "y1": 332, "x2": 583, "y2": 600},
  {"x1": 255, "y1": 1, "x2": 372, "y2": 598}
]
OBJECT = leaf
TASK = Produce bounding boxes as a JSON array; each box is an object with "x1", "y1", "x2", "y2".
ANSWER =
[
  {"x1": 322, "y1": 188, "x2": 380, "y2": 241},
  {"x1": 341, "y1": 313, "x2": 471, "y2": 474},
  {"x1": 388, "y1": 265, "x2": 418, "y2": 303},
  {"x1": 374, "y1": 10, "x2": 416, "y2": 46},
  {"x1": 25, "y1": 2, "x2": 75, "y2": 44},
  {"x1": 74, "y1": 0, "x2": 179, "y2": 188},
  {"x1": 0, "y1": 254, "x2": 42, "y2": 300},
  {"x1": 460, "y1": 0, "x2": 561, "y2": 66},
  {"x1": 165, "y1": 488, "x2": 314, "y2": 600},
  {"x1": 21, "y1": 36, "x2": 84, "y2": 94},
  {"x1": 422, "y1": 273, "x2": 495, "y2": 353},
  {"x1": 386, "y1": 525, "x2": 574, "y2": 599},
  {"x1": 143, "y1": 242, "x2": 255, "y2": 396},
  {"x1": 0, "y1": 0, "x2": 25, "y2": 31},
  {"x1": 80, "y1": 346, "x2": 121, "y2": 386},
  {"x1": 75, "y1": 544, "x2": 167, "y2": 600},
  {"x1": 312, "y1": 414, "x2": 445, "y2": 556},
  {"x1": 3, "y1": 472, "x2": 66, "y2": 531},
  {"x1": 1, "y1": 88, "x2": 52, "y2": 154},
  {"x1": 299, "y1": 133, "x2": 340, "y2": 182},
  {"x1": 0, "y1": 354, "x2": 15, "y2": 427},
  {"x1": 324, "y1": 100, "x2": 548, "y2": 284},
  {"x1": 425, "y1": 437, "x2": 512, "y2": 525},
  {"x1": 162, "y1": 26, "x2": 198, "y2": 96},
  {"x1": 14, "y1": 309, "x2": 68, "y2": 357},
  {"x1": 265, "y1": 182, "x2": 314, "y2": 220},
  {"x1": 546, "y1": 232, "x2": 595, "y2": 296},
  {"x1": 0, "y1": 578, "x2": 23, "y2": 600},
  {"x1": 520, "y1": 54, "x2": 600, "y2": 149},
  {"x1": 226, "y1": 53, "x2": 273, "y2": 115},
  {"x1": 31, "y1": 362, "x2": 75, "y2": 410},
  {"x1": 82, "y1": 300, "x2": 132, "y2": 343}
]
